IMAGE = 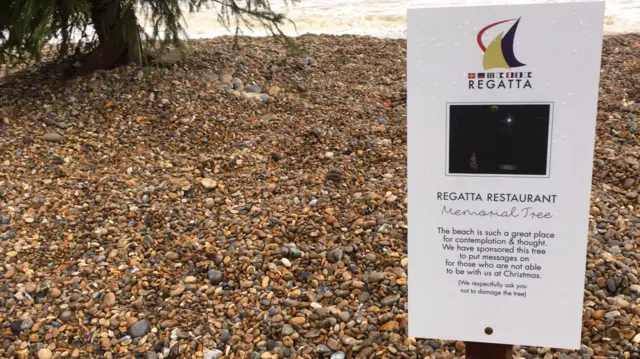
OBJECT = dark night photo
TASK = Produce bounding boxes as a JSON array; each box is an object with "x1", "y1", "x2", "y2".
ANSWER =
[{"x1": 447, "y1": 103, "x2": 552, "y2": 176}]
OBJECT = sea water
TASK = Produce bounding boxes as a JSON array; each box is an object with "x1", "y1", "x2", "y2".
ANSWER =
[{"x1": 168, "y1": 0, "x2": 638, "y2": 39}]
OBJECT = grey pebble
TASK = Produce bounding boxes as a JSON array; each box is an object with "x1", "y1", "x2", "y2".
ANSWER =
[
  {"x1": 282, "y1": 325, "x2": 295, "y2": 336},
  {"x1": 330, "y1": 351, "x2": 346, "y2": 359},
  {"x1": 368, "y1": 271, "x2": 385, "y2": 283},
  {"x1": 1, "y1": 230, "x2": 16, "y2": 240},
  {"x1": 381, "y1": 293, "x2": 401, "y2": 306},
  {"x1": 208, "y1": 269, "x2": 224, "y2": 284},
  {"x1": 327, "y1": 248, "x2": 344, "y2": 263},
  {"x1": 338, "y1": 311, "x2": 351, "y2": 322},
  {"x1": 10, "y1": 320, "x2": 23, "y2": 333},
  {"x1": 44, "y1": 117, "x2": 58, "y2": 126},
  {"x1": 624, "y1": 178, "x2": 635, "y2": 189},
  {"x1": 245, "y1": 85, "x2": 262, "y2": 93},
  {"x1": 20, "y1": 317, "x2": 34, "y2": 330},
  {"x1": 289, "y1": 248, "x2": 302, "y2": 259},
  {"x1": 605, "y1": 310, "x2": 621, "y2": 319},
  {"x1": 220, "y1": 329, "x2": 231, "y2": 342},
  {"x1": 317, "y1": 344, "x2": 332, "y2": 354},
  {"x1": 231, "y1": 78, "x2": 244, "y2": 91},
  {"x1": 129, "y1": 319, "x2": 151, "y2": 338},
  {"x1": 60, "y1": 310, "x2": 74, "y2": 322},
  {"x1": 283, "y1": 299, "x2": 300, "y2": 307},
  {"x1": 43, "y1": 132, "x2": 63, "y2": 142}
]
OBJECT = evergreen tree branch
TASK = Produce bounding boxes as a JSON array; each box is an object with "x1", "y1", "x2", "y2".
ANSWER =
[{"x1": 0, "y1": 0, "x2": 300, "y2": 71}]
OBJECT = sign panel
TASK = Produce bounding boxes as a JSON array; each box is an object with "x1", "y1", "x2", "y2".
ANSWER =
[{"x1": 407, "y1": 1, "x2": 605, "y2": 349}]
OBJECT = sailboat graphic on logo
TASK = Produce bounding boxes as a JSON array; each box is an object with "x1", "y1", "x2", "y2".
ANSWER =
[{"x1": 477, "y1": 18, "x2": 526, "y2": 70}]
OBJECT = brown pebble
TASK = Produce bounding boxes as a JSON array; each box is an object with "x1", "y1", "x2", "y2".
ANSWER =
[
  {"x1": 288, "y1": 317, "x2": 306, "y2": 325},
  {"x1": 49, "y1": 287, "x2": 62, "y2": 298},
  {"x1": 103, "y1": 292, "x2": 116, "y2": 308},
  {"x1": 379, "y1": 320, "x2": 400, "y2": 332},
  {"x1": 205, "y1": 198, "x2": 215, "y2": 209},
  {"x1": 100, "y1": 337, "x2": 111, "y2": 349},
  {"x1": 161, "y1": 319, "x2": 179, "y2": 328},
  {"x1": 283, "y1": 336, "x2": 294, "y2": 347},
  {"x1": 25, "y1": 282, "x2": 37, "y2": 293},
  {"x1": 37, "y1": 348, "x2": 53, "y2": 359},
  {"x1": 327, "y1": 338, "x2": 340, "y2": 351},
  {"x1": 592, "y1": 309, "x2": 606, "y2": 320},
  {"x1": 325, "y1": 215, "x2": 337, "y2": 224},
  {"x1": 268, "y1": 86, "x2": 281, "y2": 96}
]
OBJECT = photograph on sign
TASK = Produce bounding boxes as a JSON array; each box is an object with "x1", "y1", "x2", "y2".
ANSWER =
[
  {"x1": 407, "y1": 1, "x2": 605, "y2": 350},
  {"x1": 446, "y1": 102, "x2": 553, "y2": 177}
]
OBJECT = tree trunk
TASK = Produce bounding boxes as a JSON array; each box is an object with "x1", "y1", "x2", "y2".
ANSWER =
[{"x1": 75, "y1": 0, "x2": 142, "y2": 76}]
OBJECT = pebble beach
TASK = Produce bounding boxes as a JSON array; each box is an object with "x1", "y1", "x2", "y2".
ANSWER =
[{"x1": 0, "y1": 29, "x2": 639, "y2": 359}]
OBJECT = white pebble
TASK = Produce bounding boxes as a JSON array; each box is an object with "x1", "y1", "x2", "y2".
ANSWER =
[
  {"x1": 281, "y1": 258, "x2": 292, "y2": 267},
  {"x1": 204, "y1": 350, "x2": 223, "y2": 359}
]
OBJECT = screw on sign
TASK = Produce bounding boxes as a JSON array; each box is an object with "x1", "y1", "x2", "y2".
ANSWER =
[{"x1": 466, "y1": 328, "x2": 513, "y2": 359}]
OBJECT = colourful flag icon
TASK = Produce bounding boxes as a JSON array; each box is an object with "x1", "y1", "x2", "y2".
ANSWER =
[{"x1": 468, "y1": 73, "x2": 476, "y2": 79}]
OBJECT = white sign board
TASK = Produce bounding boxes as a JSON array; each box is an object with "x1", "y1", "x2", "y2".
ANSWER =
[{"x1": 407, "y1": 1, "x2": 604, "y2": 349}]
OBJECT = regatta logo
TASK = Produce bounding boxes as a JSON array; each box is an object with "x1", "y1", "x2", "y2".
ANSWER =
[{"x1": 467, "y1": 17, "x2": 532, "y2": 90}]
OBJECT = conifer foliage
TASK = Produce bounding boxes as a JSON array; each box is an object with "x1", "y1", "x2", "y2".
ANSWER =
[{"x1": 0, "y1": 0, "x2": 298, "y2": 75}]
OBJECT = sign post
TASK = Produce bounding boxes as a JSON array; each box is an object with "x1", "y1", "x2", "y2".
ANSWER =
[
  {"x1": 407, "y1": 1, "x2": 605, "y2": 351},
  {"x1": 466, "y1": 342, "x2": 512, "y2": 359}
]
